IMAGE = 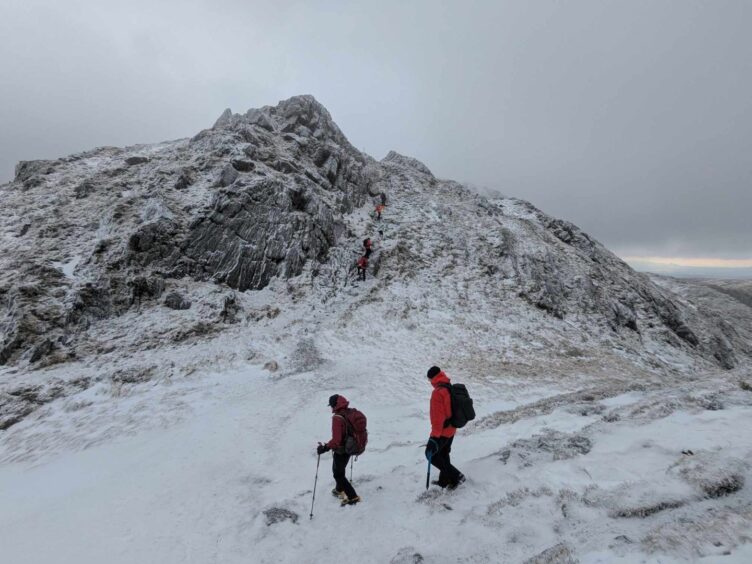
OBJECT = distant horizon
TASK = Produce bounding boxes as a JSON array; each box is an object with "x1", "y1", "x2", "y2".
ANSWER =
[{"x1": 622, "y1": 256, "x2": 752, "y2": 280}]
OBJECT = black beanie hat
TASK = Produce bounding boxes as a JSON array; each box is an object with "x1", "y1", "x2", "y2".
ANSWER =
[
  {"x1": 427, "y1": 366, "x2": 441, "y2": 379},
  {"x1": 328, "y1": 394, "x2": 339, "y2": 408}
]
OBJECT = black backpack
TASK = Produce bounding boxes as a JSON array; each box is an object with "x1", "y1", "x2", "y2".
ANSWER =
[{"x1": 439, "y1": 383, "x2": 476, "y2": 428}]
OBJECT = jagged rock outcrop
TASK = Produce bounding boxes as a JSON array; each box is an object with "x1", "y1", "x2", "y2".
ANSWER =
[
  {"x1": 175, "y1": 177, "x2": 340, "y2": 290},
  {"x1": 163, "y1": 292, "x2": 191, "y2": 310},
  {"x1": 0, "y1": 94, "x2": 750, "y2": 374},
  {"x1": 0, "y1": 95, "x2": 372, "y2": 365},
  {"x1": 382, "y1": 150, "x2": 434, "y2": 177}
]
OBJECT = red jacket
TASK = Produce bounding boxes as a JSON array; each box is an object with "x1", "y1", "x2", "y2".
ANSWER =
[
  {"x1": 357, "y1": 256, "x2": 368, "y2": 268},
  {"x1": 326, "y1": 395, "x2": 350, "y2": 450},
  {"x1": 430, "y1": 371, "x2": 456, "y2": 438}
]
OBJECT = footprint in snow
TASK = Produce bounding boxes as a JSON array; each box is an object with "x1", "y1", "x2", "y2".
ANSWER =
[{"x1": 415, "y1": 488, "x2": 454, "y2": 510}]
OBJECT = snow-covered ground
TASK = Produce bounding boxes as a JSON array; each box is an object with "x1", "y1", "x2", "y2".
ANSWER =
[{"x1": 2, "y1": 339, "x2": 751, "y2": 562}]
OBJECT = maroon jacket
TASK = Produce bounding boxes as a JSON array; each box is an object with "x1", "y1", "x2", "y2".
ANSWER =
[{"x1": 325, "y1": 395, "x2": 350, "y2": 450}]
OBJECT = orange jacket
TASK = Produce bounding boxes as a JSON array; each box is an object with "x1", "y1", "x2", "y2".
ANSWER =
[{"x1": 429, "y1": 371, "x2": 456, "y2": 438}]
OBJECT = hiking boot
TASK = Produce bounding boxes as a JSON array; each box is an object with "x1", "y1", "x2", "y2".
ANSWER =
[
  {"x1": 431, "y1": 480, "x2": 447, "y2": 488},
  {"x1": 447, "y1": 474, "x2": 466, "y2": 490},
  {"x1": 341, "y1": 496, "x2": 361, "y2": 506},
  {"x1": 331, "y1": 488, "x2": 346, "y2": 499}
]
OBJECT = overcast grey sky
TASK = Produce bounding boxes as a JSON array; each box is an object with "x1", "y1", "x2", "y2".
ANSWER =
[{"x1": 1, "y1": 0, "x2": 750, "y2": 264}]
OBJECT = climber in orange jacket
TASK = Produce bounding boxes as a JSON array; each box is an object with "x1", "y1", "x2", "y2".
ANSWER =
[{"x1": 425, "y1": 366, "x2": 464, "y2": 489}]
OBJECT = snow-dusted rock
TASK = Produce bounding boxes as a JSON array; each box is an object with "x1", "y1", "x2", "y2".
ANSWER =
[
  {"x1": 163, "y1": 292, "x2": 191, "y2": 310},
  {"x1": 0, "y1": 93, "x2": 750, "y2": 380},
  {"x1": 124, "y1": 156, "x2": 149, "y2": 166},
  {"x1": 499, "y1": 429, "x2": 592, "y2": 467},
  {"x1": 524, "y1": 543, "x2": 577, "y2": 564},
  {"x1": 382, "y1": 150, "x2": 434, "y2": 177},
  {"x1": 262, "y1": 507, "x2": 298, "y2": 526},
  {"x1": 670, "y1": 452, "x2": 747, "y2": 498}
]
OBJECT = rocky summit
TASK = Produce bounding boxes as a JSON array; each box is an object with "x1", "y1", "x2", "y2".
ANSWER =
[{"x1": 1, "y1": 95, "x2": 749, "y2": 376}]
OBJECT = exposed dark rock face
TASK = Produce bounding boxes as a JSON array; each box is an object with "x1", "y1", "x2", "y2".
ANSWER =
[
  {"x1": 125, "y1": 156, "x2": 149, "y2": 166},
  {"x1": 174, "y1": 167, "x2": 195, "y2": 190},
  {"x1": 29, "y1": 338, "x2": 55, "y2": 363},
  {"x1": 180, "y1": 180, "x2": 337, "y2": 290},
  {"x1": 122, "y1": 96, "x2": 368, "y2": 296},
  {"x1": 129, "y1": 276, "x2": 165, "y2": 305},
  {"x1": 216, "y1": 164, "x2": 239, "y2": 187},
  {"x1": 128, "y1": 219, "x2": 180, "y2": 264},
  {"x1": 219, "y1": 294, "x2": 241, "y2": 323},
  {"x1": 0, "y1": 263, "x2": 68, "y2": 365},
  {"x1": 0, "y1": 377, "x2": 90, "y2": 430},
  {"x1": 163, "y1": 292, "x2": 191, "y2": 310},
  {"x1": 14, "y1": 160, "x2": 56, "y2": 189}
]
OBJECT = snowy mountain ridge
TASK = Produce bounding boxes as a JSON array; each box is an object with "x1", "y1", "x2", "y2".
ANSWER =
[
  {"x1": 1, "y1": 95, "x2": 752, "y2": 563},
  {"x1": 1, "y1": 94, "x2": 748, "y2": 376}
]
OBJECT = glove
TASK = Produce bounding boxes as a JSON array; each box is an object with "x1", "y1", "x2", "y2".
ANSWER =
[
  {"x1": 317, "y1": 443, "x2": 330, "y2": 455},
  {"x1": 424, "y1": 438, "x2": 439, "y2": 460}
]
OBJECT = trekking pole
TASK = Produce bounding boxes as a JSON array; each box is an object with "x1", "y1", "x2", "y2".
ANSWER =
[
  {"x1": 426, "y1": 452, "x2": 432, "y2": 490},
  {"x1": 310, "y1": 453, "x2": 321, "y2": 520}
]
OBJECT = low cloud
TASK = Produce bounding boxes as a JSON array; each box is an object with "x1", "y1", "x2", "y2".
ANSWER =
[{"x1": 1, "y1": 0, "x2": 750, "y2": 261}]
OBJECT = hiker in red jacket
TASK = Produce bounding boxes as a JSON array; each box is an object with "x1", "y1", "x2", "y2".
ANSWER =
[
  {"x1": 375, "y1": 204, "x2": 385, "y2": 220},
  {"x1": 317, "y1": 394, "x2": 361, "y2": 505},
  {"x1": 424, "y1": 366, "x2": 465, "y2": 489},
  {"x1": 356, "y1": 255, "x2": 368, "y2": 281}
]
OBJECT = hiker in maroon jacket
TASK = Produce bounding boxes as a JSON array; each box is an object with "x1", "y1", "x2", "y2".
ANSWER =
[
  {"x1": 317, "y1": 394, "x2": 361, "y2": 505},
  {"x1": 356, "y1": 255, "x2": 368, "y2": 282},
  {"x1": 363, "y1": 237, "x2": 373, "y2": 258}
]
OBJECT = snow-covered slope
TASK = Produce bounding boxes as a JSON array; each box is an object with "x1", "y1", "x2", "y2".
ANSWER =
[
  {"x1": 1, "y1": 95, "x2": 752, "y2": 562},
  {"x1": 1, "y1": 341, "x2": 751, "y2": 563},
  {"x1": 1, "y1": 95, "x2": 749, "y2": 378}
]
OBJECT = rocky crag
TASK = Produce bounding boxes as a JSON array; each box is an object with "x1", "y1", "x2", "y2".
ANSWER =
[{"x1": 1, "y1": 95, "x2": 750, "y2": 408}]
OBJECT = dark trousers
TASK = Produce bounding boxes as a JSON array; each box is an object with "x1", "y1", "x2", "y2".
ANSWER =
[
  {"x1": 357, "y1": 267, "x2": 366, "y2": 281},
  {"x1": 332, "y1": 452, "x2": 358, "y2": 499},
  {"x1": 431, "y1": 436, "x2": 461, "y2": 487}
]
